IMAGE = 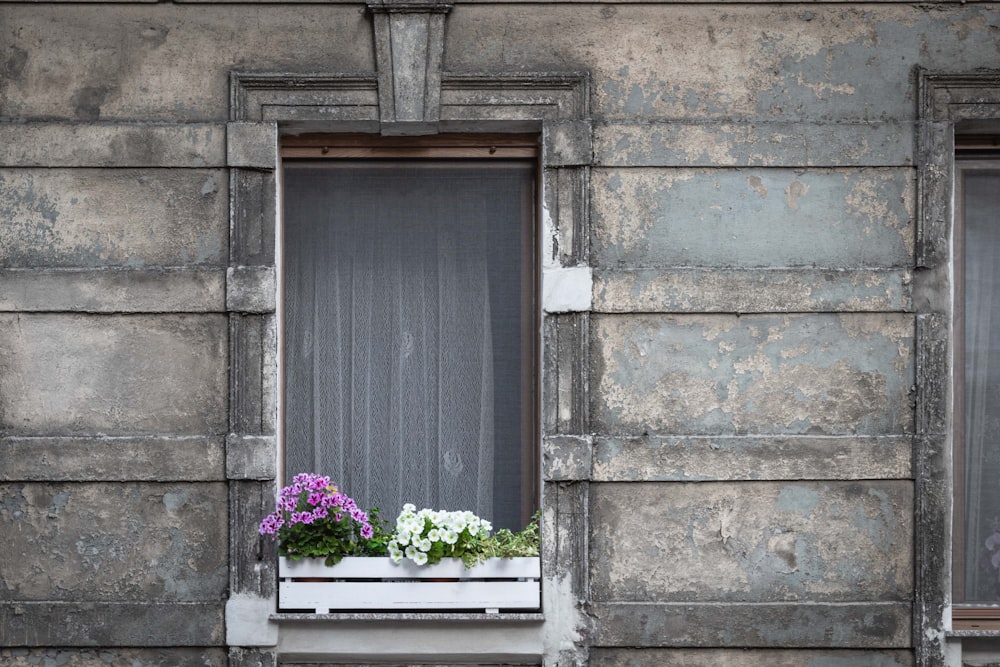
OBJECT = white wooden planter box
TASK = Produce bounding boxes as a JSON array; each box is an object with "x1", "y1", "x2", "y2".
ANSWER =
[{"x1": 278, "y1": 556, "x2": 541, "y2": 613}]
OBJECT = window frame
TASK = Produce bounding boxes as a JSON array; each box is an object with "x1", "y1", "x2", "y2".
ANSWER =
[
  {"x1": 224, "y1": 70, "x2": 591, "y2": 662},
  {"x1": 276, "y1": 132, "x2": 542, "y2": 527}
]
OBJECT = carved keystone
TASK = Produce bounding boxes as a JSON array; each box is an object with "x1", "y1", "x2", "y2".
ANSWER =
[{"x1": 367, "y1": 0, "x2": 452, "y2": 135}]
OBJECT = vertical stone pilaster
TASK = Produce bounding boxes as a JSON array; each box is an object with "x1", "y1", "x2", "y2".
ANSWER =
[{"x1": 226, "y1": 120, "x2": 279, "y2": 651}]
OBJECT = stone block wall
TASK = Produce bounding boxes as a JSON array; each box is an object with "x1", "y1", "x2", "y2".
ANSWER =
[{"x1": 0, "y1": 2, "x2": 997, "y2": 665}]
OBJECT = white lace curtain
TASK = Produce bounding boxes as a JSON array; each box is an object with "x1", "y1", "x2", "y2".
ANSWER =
[{"x1": 282, "y1": 161, "x2": 529, "y2": 529}]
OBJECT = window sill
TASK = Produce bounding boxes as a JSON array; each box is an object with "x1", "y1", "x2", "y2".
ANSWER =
[
  {"x1": 271, "y1": 611, "x2": 545, "y2": 623},
  {"x1": 949, "y1": 628, "x2": 1000, "y2": 637}
]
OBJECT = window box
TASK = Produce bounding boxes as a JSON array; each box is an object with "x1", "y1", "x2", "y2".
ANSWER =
[{"x1": 278, "y1": 556, "x2": 541, "y2": 614}]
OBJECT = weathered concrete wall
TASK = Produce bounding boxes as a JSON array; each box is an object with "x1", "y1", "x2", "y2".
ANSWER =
[{"x1": 1, "y1": 1, "x2": 995, "y2": 665}]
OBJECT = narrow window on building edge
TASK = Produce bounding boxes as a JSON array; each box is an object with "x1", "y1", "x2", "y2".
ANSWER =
[{"x1": 279, "y1": 135, "x2": 539, "y2": 531}]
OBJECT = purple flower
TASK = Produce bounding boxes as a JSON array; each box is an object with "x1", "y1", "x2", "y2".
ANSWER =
[
  {"x1": 308, "y1": 475, "x2": 331, "y2": 491},
  {"x1": 267, "y1": 473, "x2": 381, "y2": 558},
  {"x1": 258, "y1": 513, "x2": 284, "y2": 536},
  {"x1": 290, "y1": 511, "x2": 313, "y2": 525}
]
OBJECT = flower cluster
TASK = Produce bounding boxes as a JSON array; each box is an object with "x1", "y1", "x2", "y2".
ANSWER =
[
  {"x1": 260, "y1": 473, "x2": 386, "y2": 565},
  {"x1": 387, "y1": 504, "x2": 492, "y2": 567}
]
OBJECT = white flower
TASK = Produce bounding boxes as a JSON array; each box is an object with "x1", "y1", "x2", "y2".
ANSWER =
[
  {"x1": 395, "y1": 529, "x2": 411, "y2": 546},
  {"x1": 441, "y1": 529, "x2": 458, "y2": 545},
  {"x1": 427, "y1": 528, "x2": 440, "y2": 542},
  {"x1": 412, "y1": 550, "x2": 428, "y2": 566},
  {"x1": 388, "y1": 543, "x2": 403, "y2": 563},
  {"x1": 405, "y1": 545, "x2": 418, "y2": 560}
]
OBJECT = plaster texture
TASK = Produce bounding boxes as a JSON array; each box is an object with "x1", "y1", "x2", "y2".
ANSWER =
[
  {"x1": 0, "y1": 482, "x2": 228, "y2": 602},
  {"x1": 0, "y1": 648, "x2": 228, "y2": 667},
  {"x1": 446, "y1": 5, "x2": 1000, "y2": 120},
  {"x1": 590, "y1": 481, "x2": 912, "y2": 602},
  {"x1": 591, "y1": 435, "x2": 911, "y2": 482},
  {"x1": 591, "y1": 168, "x2": 913, "y2": 270},
  {"x1": 591, "y1": 313, "x2": 914, "y2": 436},
  {"x1": 0, "y1": 314, "x2": 227, "y2": 436},
  {"x1": 589, "y1": 648, "x2": 914, "y2": 666},
  {"x1": 0, "y1": 6, "x2": 373, "y2": 121},
  {"x1": 0, "y1": 169, "x2": 227, "y2": 268},
  {"x1": 593, "y1": 268, "x2": 911, "y2": 314}
]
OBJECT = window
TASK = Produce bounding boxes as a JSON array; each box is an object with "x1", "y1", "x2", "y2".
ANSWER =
[
  {"x1": 954, "y1": 142, "x2": 1000, "y2": 617},
  {"x1": 279, "y1": 135, "x2": 539, "y2": 531}
]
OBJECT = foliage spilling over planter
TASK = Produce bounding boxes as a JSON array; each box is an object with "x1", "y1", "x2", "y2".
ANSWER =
[{"x1": 263, "y1": 474, "x2": 541, "y2": 612}]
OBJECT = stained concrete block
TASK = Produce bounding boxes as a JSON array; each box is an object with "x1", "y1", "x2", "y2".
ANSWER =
[
  {"x1": 0, "y1": 436, "x2": 226, "y2": 482},
  {"x1": 594, "y1": 122, "x2": 913, "y2": 168},
  {"x1": 0, "y1": 124, "x2": 226, "y2": 168},
  {"x1": 589, "y1": 648, "x2": 913, "y2": 666},
  {"x1": 0, "y1": 268, "x2": 226, "y2": 313},
  {"x1": 0, "y1": 314, "x2": 227, "y2": 436},
  {"x1": 227, "y1": 266, "x2": 277, "y2": 313},
  {"x1": 543, "y1": 434, "x2": 593, "y2": 481},
  {"x1": 226, "y1": 434, "x2": 277, "y2": 480},
  {"x1": 227, "y1": 122, "x2": 277, "y2": 169},
  {"x1": 447, "y1": 5, "x2": 1000, "y2": 122},
  {"x1": 591, "y1": 168, "x2": 913, "y2": 270},
  {"x1": 592, "y1": 435, "x2": 911, "y2": 482},
  {"x1": 0, "y1": 5, "x2": 373, "y2": 121},
  {"x1": 0, "y1": 169, "x2": 227, "y2": 268},
  {"x1": 590, "y1": 481, "x2": 913, "y2": 602},
  {"x1": 0, "y1": 648, "x2": 227, "y2": 666},
  {"x1": 0, "y1": 482, "x2": 227, "y2": 601},
  {"x1": 589, "y1": 601, "x2": 911, "y2": 648},
  {"x1": 593, "y1": 268, "x2": 911, "y2": 314},
  {"x1": 591, "y1": 313, "x2": 914, "y2": 436},
  {"x1": 0, "y1": 601, "x2": 224, "y2": 647}
]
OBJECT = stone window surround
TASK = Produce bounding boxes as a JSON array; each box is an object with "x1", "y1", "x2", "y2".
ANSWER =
[
  {"x1": 222, "y1": 62, "x2": 594, "y2": 663},
  {"x1": 914, "y1": 68, "x2": 1000, "y2": 667}
]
